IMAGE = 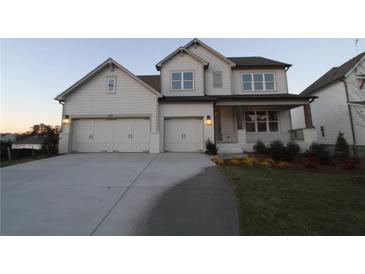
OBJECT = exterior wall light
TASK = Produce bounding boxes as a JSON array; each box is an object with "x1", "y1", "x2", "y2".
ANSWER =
[
  {"x1": 62, "y1": 115, "x2": 70, "y2": 124},
  {"x1": 206, "y1": 115, "x2": 212, "y2": 125}
]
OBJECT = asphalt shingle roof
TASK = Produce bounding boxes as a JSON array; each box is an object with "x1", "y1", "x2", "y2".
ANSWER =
[
  {"x1": 301, "y1": 51, "x2": 365, "y2": 96},
  {"x1": 227, "y1": 57, "x2": 291, "y2": 68},
  {"x1": 137, "y1": 75, "x2": 161, "y2": 92}
]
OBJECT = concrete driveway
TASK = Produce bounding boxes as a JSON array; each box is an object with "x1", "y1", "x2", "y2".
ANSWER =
[{"x1": 1, "y1": 153, "x2": 238, "y2": 236}]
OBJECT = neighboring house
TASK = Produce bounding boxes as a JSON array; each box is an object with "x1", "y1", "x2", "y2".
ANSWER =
[
  {"x1": 292, "y1": 51, "x2": 365, "y2": 155},
  {"x1": 12, "y1": 136, "x2": 45, "y2": 150},
  {"x1": 55, "y1": 39, "x2": 316, "y2": 154},
  {"x1": 0, "y1": 134, "x2": 17, "y2": 143}
]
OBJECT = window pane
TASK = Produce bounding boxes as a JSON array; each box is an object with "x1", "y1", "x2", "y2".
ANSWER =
[
  {"x1": 253, "y1": 73, "x2": 263, "y2": 81},
  {"x1": 183, "y1": 72, "x2": 193, "y2": 80},
  {"x1": 264, "y1": 73, "x2": 274, "y2": 81},
  {"x1": 107, "y1": 79, "x2": 115, "y2": 92},
  {"x1": 245, "y1": 111, "x2": 255, "y2": 122},
  {"x1": 242, "y1": 74, "x2": 252, "y2": 82},
  {"x1": 256, "y1": 111, "x2": 267, "y2": 121},
  {"x1": 269, "y1": 122, "x2": 279, "y2": 132},
  {"x1": 183, "y1": 80, "x2": 193, "y2": 89},
  {"x1": 254, "y1": 82, "x2": 264, "y2": 90},
  {"x1": 246, "y1": 122, "x2": 255, "y2": 132},
  {"x1": 243, "y1": 83, "x2": 252, "y2": 91},
  {"x1": 265, "y1": 82, "x2": 275, "y2": 90},
  {"x1": 172, "y1": 81, "x2": 181, "y2": 89},
  {"x1": 268, "y1": 111, "x2": 278, "y2": 121},
  {"x1": 172, "y1": 73, "x2": 181, "y2": 80},
  {"x1": 257, "y1": 122, "x2": 267, "y2": 132}
]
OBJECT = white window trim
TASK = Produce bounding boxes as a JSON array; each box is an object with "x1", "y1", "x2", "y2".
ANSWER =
[
  {"x1": 241, "y1": 72, "x2": 277, "y2": 92},
  {"x1": 170, "y1": 71, "x2": 195, "y2": 91},
  {"x1": 244, "y1": 110, "x2": 280, "y2": 133},
  {"x1": 106, "y1": 76, "x2": 117, "y2": 94}
]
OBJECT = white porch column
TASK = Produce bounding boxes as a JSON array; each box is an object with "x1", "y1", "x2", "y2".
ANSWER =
[{"x1": 237, "y1": 129, "x2": 246, "y2": 148}]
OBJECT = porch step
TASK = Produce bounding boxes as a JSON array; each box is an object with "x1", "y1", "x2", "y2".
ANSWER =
[{"x1": 217, "y1": 143, "x2": 243, "y2": 154}]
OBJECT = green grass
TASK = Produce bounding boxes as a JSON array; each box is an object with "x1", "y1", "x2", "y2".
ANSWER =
[
  {"x1": 0, "y1": 155, "x2": 56, "y2": 168},
  {"x1": 220, "y1": 165, "x2": 365, "y2": 235}
]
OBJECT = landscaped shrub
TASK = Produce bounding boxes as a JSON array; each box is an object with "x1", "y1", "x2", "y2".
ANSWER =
[
  {"x1": 258, "y1": 160, "x2": 272, "y2": 167},
  {"x1": 286, "y1": 141, "x2": 300, "y2": 160},
  {"x1": 253, "y1": 140, "x2": 266, "y2": 154},
  {"x1": 212, "y1": 155, "x2": 224, "y2": 165},
  {"x1": 304, "y1": 156, "x2": 320, "y2": 169},
  {"x1": 341, "y1": 160, "x2": 357, "y2": 171},
  {"x1": 267, "y1": 140, "x2": 286, "y2": 161},
  {"x1": 241, "y1": 156, "x2": 258, "y2": 166},
  {"x1": 228, "y1": 158, "x2": 241, "y2": 165},
  {"x1": 334, "y1": 132, "x2": 350, "y2": 160},
  {"x1": 205, "y1": 139, "x2": 217, "y2": 155},
  {"x1": 307, "y1": 142, "x2": 331, "y2": 164},
  {"x1": 276, "y1": 161, "x2": 291, "y2": 168}
]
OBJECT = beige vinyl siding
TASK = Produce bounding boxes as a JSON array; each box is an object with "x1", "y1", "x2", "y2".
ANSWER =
[
  {"x1": 64, "y1": 66, "x2": 159, "y2": 132},
  {"x1": 187, "y1": 44, "x2": 232, "y2": 95},
  {"x1": 160, "y1": 54, "x2": 205, "y2": 96},
  {"x1": 232, "y1": 69, "x2": 289, "y2": 94}
]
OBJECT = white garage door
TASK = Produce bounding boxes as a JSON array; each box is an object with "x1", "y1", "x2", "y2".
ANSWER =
[
  {"x1": 72, "y1": 118, "x2": 150, "y2": 152},
  {"x1": 164, "y1": 118, "x2": 204, "y2": 152}
]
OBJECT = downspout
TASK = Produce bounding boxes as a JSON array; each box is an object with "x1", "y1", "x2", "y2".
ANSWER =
[{"x1": 341, "y1": 79, "x2": 357, "y2": 156}]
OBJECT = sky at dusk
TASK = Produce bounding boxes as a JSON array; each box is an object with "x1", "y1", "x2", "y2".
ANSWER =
[{"x1": 1, "y1": 38, "x2": 364, "y2": 133}]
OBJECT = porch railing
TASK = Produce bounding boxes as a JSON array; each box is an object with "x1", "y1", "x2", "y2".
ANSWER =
[{"x1": 289, "y1": 128, "x2": 305, "y2": 141}]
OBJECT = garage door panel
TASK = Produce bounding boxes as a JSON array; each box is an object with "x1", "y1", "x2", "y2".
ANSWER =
[
  {"x1": 72, "y1": 120, "x2": 94, "y2": 152},
  {"x1": 72, "y1": 118, "x2": 150, "y2": 153},
  {"x1": 164, "y1": 118, "x2": 203, "y2": 152},
  {"x1": 132, "y1": 119, "x2": 150, "y2": 152},
  {"x1": 93, "y1": 120, "x2": 113, "y2": 152},
  {"x1": 111, "y1": 120, "x2": 132, "y2": 152}
]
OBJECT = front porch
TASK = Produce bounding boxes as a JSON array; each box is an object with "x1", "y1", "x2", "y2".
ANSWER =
[{"x1": 213, "y1": 96, "x2": 316, "y2": 154}]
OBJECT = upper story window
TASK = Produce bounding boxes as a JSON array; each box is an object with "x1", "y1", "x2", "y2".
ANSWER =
[
  {"x1": 171, "y1": 71, "x2": 194, "y2": 90},
  {"x1": 106, "y1": 76, "x2": 117, "y2": 93},
  {"x1": 213, "y1": 71, "x2": 223, "y2": 88},
  {"x1": 241, "y1": 73, "x2": 276, "y2": 91}
]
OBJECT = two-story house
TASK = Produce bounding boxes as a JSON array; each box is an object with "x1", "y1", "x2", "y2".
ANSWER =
[
  {"x1": 56, "y1": 39, "x2": 316, "y2": 154},
  {"x1": 292, "y1": 51, "x2": 365, "y2": 155}
]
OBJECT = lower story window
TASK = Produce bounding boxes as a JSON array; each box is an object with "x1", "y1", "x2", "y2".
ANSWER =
[{"x1": 244, "y1": 110, "x2": 279, "y2": 132}]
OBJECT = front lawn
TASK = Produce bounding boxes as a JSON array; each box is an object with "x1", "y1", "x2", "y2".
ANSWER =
[{"x1": 221, "y1": 165, "x2": 365, "y2": 235}]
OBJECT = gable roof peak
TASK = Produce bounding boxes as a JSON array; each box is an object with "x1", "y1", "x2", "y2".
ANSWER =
[
  {"x1": 155, "y1": 46, "x2": 209, "y2": 71},
  {"x1": 55, "y1": 57, "x2": 161, "y2": 101},
  {"x1": 183, "y1": 38, "x2": 236, "y2": 66}
]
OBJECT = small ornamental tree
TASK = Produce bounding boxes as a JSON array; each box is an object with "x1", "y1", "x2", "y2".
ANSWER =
[{"x1": 334, "y1": 132, "x2": 350, "y2": 160}]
